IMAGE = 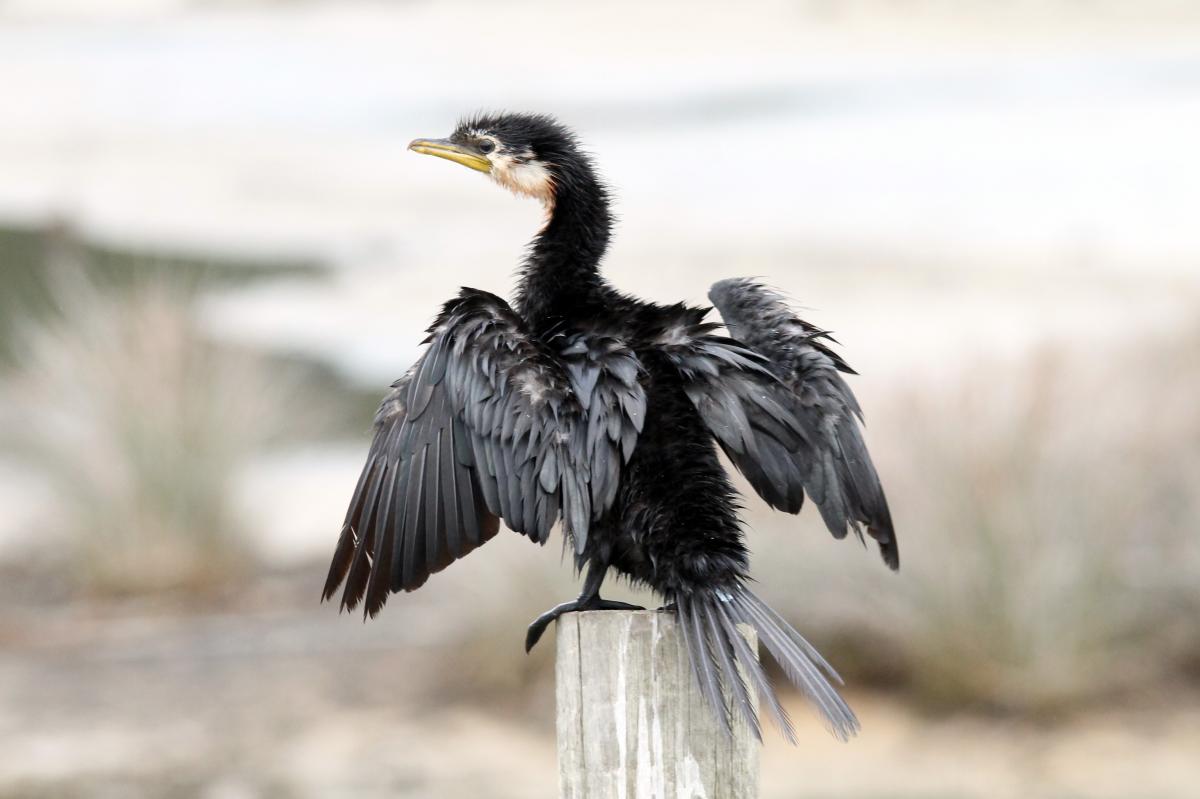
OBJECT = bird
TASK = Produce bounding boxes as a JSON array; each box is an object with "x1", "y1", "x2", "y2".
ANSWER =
[{"x1": 322, "y1": 112, "x2": 896, "y2": 742}]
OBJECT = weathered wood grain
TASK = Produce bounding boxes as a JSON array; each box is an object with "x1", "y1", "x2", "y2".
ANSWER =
[{"x1": 556, "y1": 609, "x2": 759, "y2": 799}]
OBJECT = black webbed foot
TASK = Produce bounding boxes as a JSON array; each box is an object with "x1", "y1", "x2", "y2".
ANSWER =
[{"x1": 524, "y1": 596, "x2": 644, "y2": 652}]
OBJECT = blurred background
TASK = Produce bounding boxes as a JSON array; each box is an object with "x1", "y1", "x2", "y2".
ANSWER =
[{"x1": 1, "y1": 1, "x2": 1199, "y2": 797}]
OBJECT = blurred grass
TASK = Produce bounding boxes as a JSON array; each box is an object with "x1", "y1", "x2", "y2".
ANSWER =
[
  {"x1": 753, "y1": 327, "x2": 1200, "y2": 714},
  {"x1": 889, "y1": 335, "x2": 1200, "y2": 712},
  {"x1": 0, "y1": 223, "x2": 345, "y2": 594}
]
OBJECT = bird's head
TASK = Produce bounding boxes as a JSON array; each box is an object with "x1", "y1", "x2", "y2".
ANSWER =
[{"x1": 408, "y1": 113, "x2": 588, "y2": 208}]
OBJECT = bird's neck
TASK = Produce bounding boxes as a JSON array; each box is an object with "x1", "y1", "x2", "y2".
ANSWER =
[{"x1": 515, "y1": 169, "x2": 612, "y2": 336}]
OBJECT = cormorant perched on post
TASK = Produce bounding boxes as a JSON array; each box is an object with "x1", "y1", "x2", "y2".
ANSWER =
[{"x1": 322, "y1": 113, "x2": 896, "y2": 741}]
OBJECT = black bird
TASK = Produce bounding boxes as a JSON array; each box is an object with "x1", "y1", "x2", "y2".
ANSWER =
[{"x1": 322, "y1": 113, "x2": 897, "y2": 741}]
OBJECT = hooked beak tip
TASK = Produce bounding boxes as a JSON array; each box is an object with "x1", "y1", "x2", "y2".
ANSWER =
[{"x1": 407, "y1": 137, "x2": 492, "y2": 173}]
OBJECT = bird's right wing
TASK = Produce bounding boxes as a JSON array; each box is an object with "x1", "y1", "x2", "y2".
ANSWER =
[{"x1": 322, "y1": 288, "x2": 645, "y2": 616}]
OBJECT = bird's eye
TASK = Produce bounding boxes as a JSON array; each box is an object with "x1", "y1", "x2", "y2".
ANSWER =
[{"x1": 478, "y1": 140, "x2": 496, "y2": 154}]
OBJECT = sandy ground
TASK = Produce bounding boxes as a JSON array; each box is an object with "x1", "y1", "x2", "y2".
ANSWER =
[{"x1": 1, "y1": 572, "x2": 1198, "y2": 799}]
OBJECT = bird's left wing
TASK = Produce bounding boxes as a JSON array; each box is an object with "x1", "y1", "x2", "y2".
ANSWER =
[
  {"x1": 708, "y1": 278, "x2": 896, "y2": 569},
  {"x1": 323, "y1": 288, "x2": 645, "y2": 616},
  {"x1": 648, "y1": 305, "x2": 812, "y2": 511},
  {"x1": 649, "y1": 291, "x2": 896, "y2": 570}
]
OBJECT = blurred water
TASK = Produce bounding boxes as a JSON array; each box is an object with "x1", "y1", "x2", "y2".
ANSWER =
[{"x1": 1, "y1": 5, "x2": 1198, "y2": 264}]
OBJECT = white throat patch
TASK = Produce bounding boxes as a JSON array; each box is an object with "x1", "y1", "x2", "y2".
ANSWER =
[{"x1": 490, "y1": 154, "x2": 555, "y2": 206}]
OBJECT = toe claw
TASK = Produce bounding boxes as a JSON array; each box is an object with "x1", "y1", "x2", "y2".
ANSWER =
[
  {"x1": 524, "y1": 600, "x2": 580, "y2": 653},
  {"x1": 523, "y1": 597, "x2": 645, "y2": 653},
  {"x1": 525, "y1": 619, "x2": 551, "y2": 653}
]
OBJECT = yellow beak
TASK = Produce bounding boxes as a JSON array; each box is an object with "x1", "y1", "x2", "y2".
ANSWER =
[{"x1": 408, "y1": 138, "x2": 493, "y2": 173}]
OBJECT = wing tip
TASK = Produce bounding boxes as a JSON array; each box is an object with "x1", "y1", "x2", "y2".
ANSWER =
[
  {"x1": 867, "y1": 506, "x2": 899, "y2": 570},
  {"x1": 878, "y1": 531, "x2": 900, "y2": 571}
]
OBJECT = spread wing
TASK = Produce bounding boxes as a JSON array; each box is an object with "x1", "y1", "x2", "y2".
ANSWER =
[
  {"x1": 707, "y1": 278, "x2": 897, "y2": 569},
  {"x1": 322, "y1": 288, "x2": 646, "y2": 616},
  {"x1": 648, "y1": 304, "x2": 812, "y2": 511}
]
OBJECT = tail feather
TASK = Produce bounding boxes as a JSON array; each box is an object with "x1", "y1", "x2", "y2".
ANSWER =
[
  {"x1": 675, "y1": 583, "x2": 860, "y2": 743},
  {"x1": 712, "y1": 600, "x2": 793, "y2": 741},
  {"x1": 700, "y1": 602, "x2": 761, "y2": 741},
  {"x1": 732, "y1": 591, "x2": 856, "y2": 738},
  {"x1": 746, "y1": 590, "x2": 843, "y2": 683},
  {"x1": 678, "y1": 594, "x2": 733, "y2": 736}
]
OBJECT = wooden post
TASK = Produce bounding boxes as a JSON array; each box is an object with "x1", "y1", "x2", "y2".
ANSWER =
[{"x1": 556, "y1": 609, "x2": 760, "y2": 799}]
